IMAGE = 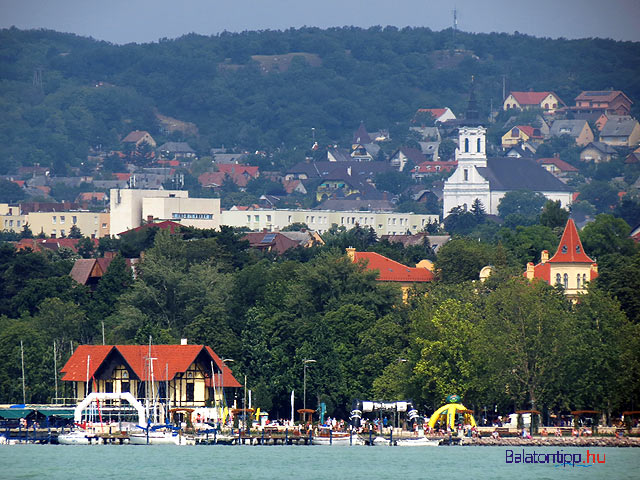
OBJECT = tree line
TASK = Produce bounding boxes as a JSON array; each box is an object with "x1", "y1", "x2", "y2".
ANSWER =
[{"x1": 1, "y1": 211, "x2": 638, "y2": 422}]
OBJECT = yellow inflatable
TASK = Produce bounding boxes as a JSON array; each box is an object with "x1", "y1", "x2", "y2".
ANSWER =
[{"x1": 428, "y1": 403, "x2": 476, "y2": 429}]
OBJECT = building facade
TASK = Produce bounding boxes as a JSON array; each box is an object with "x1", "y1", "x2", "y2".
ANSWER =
[
  {"x1": 524, "y1": 219, "x2": 598, "y2": 299},
  {"x1": 221, "y1": 208, "x2": 439, "y2": 236},
  {"x1": 442, "y1": 127, "x2": 574, "y2": 216}
]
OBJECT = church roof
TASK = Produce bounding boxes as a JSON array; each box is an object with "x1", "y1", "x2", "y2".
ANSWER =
[
  {"x1": 476, "y1": 158, "x2": 573, "y2": 192},
  {"x1": 547, "y1": 218, "x2": 595, "y2": 264}
]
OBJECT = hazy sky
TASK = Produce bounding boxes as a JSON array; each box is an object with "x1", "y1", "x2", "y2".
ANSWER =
[{"x1": 1, "y1": 0, "x2": 639, "y2": 44}]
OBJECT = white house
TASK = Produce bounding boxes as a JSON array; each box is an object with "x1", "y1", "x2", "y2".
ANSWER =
[{"x1": 442, "y1": 127, "x2": 574, "y2": 216}]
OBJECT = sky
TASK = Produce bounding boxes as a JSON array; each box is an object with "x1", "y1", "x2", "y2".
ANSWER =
[{"x1": 0, "y1": 0, "x2": 639, "y2": 45}]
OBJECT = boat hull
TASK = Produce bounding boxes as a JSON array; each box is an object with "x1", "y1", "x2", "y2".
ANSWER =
[
  {"x1": 129, "y1": 432, "x2": 193, "y2": 445},
  {"x1": 395, "y1": 437, "x2": 440, "y2": 447},
  {"x1": 312, "y1": 433, "x2": 362, "y2": 446}
]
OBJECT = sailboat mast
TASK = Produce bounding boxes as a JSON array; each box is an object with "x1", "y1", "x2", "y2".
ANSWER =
[
  {"x1": 20, "y1": 340, "x2": 26, "y2": 405},
  {"x1": 53, "y1": 341, "x2": 58, "y2": 403}
]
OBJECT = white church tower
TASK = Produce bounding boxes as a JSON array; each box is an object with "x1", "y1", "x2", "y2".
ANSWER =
[{"x1": 442, "y1": 126, "x2": 491, "y2": 216}]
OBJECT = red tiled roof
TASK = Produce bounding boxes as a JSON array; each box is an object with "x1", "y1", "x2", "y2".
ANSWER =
[
  {"x1": 77, "y1": 192, "x2": 106, "y2": 202},
  {"x1": 119, "y1": 220, "x2": 182, "y2": 236},
  {"x1": 548, "y1": 219, "x2": 595, "y2": 264},
  {"x1": 417, "y1": 108, "x2": 447, "y2": 119},
  {"x1": 511, "y1": 91, "x2": 553, "y2": 105},
  {"x1": 538, "y1": 158, "x2": 578, "y2": 172},
  {"x1": 198, "y1": 172, "x2": 227, "y2": 187},
  {"x1": 12, "y1": 180, "x2": 25, "y2": 187},
  {"x1": 61, "y1": 344, "x2": 241, "y2": 387},
  {"x1": 351, "y1": 251, "x2": 435, "y2": 282},
  {"x1": 575, "y1": 90, "x2": 631, "y2": 104},
  {"x1": 412, "y1": 161, "x2": 457, "y2": 173},
  {"x1": 511, "y1": 125, "x2": 543, "y2": 139},
  {"x1": 114, "y1": 173, "x2": 131, "y2": 181},
  {"x1": 217, "y1": 164, "x2": 259, "y2": 177}
]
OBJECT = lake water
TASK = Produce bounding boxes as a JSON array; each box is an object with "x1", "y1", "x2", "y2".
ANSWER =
[{"x1": 1, "y1": 444, "x2": 639, "y2": 479}]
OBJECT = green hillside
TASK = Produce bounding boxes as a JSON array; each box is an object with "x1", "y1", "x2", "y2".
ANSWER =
[{"x1": 1, "y1": 26, "x2": 639, "y2": 174}]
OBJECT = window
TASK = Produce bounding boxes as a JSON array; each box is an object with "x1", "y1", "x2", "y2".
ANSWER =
[
  {"x1": 247, "y1": 215, "x2": 251, "y2": 222},
  {"x1": 464, "y1": 169, "x2": 469, "y2": 181},
  {"x1": 562, "y1": 245, "x2": 567, "y2": 254},
  {"x1": 576, "y1": 245, "x2": 581, "y2": 253},
  {"x1": 60, "y1": 216, "x2": 65, "y2": 224},
  {"x1": 9, "y1": 220, "x2": 13, "y2": 227},
  {"x1": 72, "y1": 216, "x2": 77, "y2": 224},
  {"x1": 563, "y1": 273, "x2": 568, "y2": 289},
  {"x1": 556, "y1": 273, "x2": 561, "y2": 285},
  {"x1": 121, "y1": 381, "x2": 130, "y2": 393},
  {"x1": 266, "y1": 215, "x2": 272, "y2": 222},
  {"x1": 17, "y1": 220, "x2": 21, "y2": 227},
  {"x1": 254, "y1": 215, "x2": 259, "y2": 222},
  {"x1": 477, "y1": 138, "x2": 481, "y2": 152},
  {"x1": 102, "y1": 223, "x2": 107, "y2": 229},
  {"x1": 186, "y1": 383, "x2": 195, "y2": 403},
  {"x1": 577, "y1": 274, "x2": 581, "y2": 289},
  {"x1": 583, "y1": 273, "x2": 587, "y2": 285},
  {"x1": 464, "y1": 138, "x2": 469, "y2": 153},
  {"x1": 52, "y1": 216, "x2": 57, "y2": 224},
  {"x1": 60, "y1": 229, "x2": 65, "y2": 237}
]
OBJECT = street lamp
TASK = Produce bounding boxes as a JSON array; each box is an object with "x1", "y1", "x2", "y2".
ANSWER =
[{"x1": 303, "y1": 359, "x2": 316, "y2": 412}]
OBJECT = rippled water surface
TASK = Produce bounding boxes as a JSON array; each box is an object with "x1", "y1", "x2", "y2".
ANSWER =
[{"x1": 1, "y1": 444, "x2": 639, "y2": 479}]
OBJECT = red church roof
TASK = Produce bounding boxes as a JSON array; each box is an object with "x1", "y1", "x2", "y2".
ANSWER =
[
  {"x1": 547, "y1": 219, "x2": 595, "y2": 264},
  {"x1": 61, "y1": 344, "x2": 240, "y2": 387},
  {"x1": 351, "y1": 251, "x2": 434, "y2": 282}
]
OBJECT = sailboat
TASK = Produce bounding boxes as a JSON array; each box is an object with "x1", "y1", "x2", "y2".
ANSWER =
[{"x1": 128, "y1": 339, "x2": 194, "y2": 445}]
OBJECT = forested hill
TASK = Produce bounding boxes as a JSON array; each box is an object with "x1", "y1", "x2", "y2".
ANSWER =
[{"x1": 1, "y1": 26, "x2": 639, "y2": 174}]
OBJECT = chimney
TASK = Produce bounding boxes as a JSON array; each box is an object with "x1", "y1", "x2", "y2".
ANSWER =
[
  {"x1": 541, "y1": 250, "x2": 549, "y2": 263},
  {"x1": 346, "y1": 247, "x2": 356, "y2": 262},
  {"x1": 181, "y1": 338, "x2": 188, "y2": 345}
]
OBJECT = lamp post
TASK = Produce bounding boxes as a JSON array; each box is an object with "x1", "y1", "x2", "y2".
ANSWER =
[{"x1": 303, "y1": 359, "x2": 316, "y2": 412}]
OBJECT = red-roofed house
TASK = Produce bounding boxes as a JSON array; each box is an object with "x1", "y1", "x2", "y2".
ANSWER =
[
  {"x1": 217, "y1": 164, "x2": 260, "y2": 188},
  {"x1": 524, "y1": 219, "x2": 598, "y2": 298},
  {"x1": 198, "y1": 171, "x2": 227, "y2": 188},
  {"x1": 414, "y1": 107, "x2": 456, "y2": 124},
  {"x1": 501, "y1": 125, "x2": 544, "y2": 148},
  {"x1": 411, "y1": 161, "x2": 457, "y2": 179},
  {"x1": 347, "y1": 248, "x2": 434, "y2": 301},
  {"x1": 122, "y1": 130, "x2": 156, "y2": 147},
  {"x1": 537, "y1": 157, "x2": 579, "y2": 178},
  {"x1": 61, "y1": 343, "x2": 241, "y2": 416},
  {"x1": 573, "y1": 91, "x2": 632, "y2": 116},
  {"x1": 503, "y1": 92, "x2": 564, "y2": 113}
]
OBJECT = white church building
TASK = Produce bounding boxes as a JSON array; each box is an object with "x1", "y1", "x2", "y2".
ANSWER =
[{"x1": 442, "y1": 126, "x2": 574, "y2": 216}]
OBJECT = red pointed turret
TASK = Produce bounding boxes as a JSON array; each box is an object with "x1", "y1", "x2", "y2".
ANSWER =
[{"x1": 547, "y1": 219, "x2": 595, "y2": 264}]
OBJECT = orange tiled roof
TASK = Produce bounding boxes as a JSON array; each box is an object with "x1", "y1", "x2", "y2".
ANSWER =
[
  {"x1": 351, "y1": 251, "x2": 434, "y2": 282},
  {"x1": 61, "y1": 344, "x2": 241, "y2": 387},
  {"x1": 548, "y1": 219, "x2": 595, "y2": 264}
]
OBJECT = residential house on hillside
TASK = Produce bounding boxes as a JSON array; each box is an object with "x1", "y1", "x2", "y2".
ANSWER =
[
  {"x1": 284, "y1": 161, "x2": 393, "y2": 181},
  {"x1": 504, "y1": 144, "x2": 536, "y2": 158},
  {"x1": 315, "y1": 167, "x2": 383, "y2": 202},
  {"x1": 599, "y1": 116, "x2": 640, "y2": 147},
  {"x1": 580, "y1": 141, "x2": 618, "y2": 163},
  {"x1": 537, "y1": 157, "x2": 578, "y2": 180},
  {"x1": 243, "y1": 230, "x2": 324, "y2": 254},
  {"x1": 549, "y1": 120, "x2": 594, "y2": 146},
  {"x1": 211, "y1": 152, "x2": 249, "y2": 164},
  {"x1": 626, "y1": 146, "x2": 640, "y2": 165},
  {"x1": 122, "y1": 130, "x2": 156, "y2": 148},
  {"x1": 14, "y1": 237, "x2": 98, "y2": 253},
  {"x1": 524, "y1": 219, "x2": 598, "y2": 299},
  {"x1": 442, "y1": 126, "x2": 573, "y2": 216},
  {"x1": 199, "y1": 164, "x2": 260, "y2": 190},
  {"x1": 412, "y1": 161, "x2": 457, "y2": 179},
  {"x1": 69, "y1": 255, "x2": 130, "y2": 290},
  {"x1": 61, "y1": 343, "x2": 241, "y2": 416},
  {"x1": 503, "y1": 91, "x2": 564, "y2": 113},
  {"x1": 413, "y1": 107, "x2": 456, "y2": 124},
  {"x1": 501, "y1": 125, "x2": 544, "y2": 149},
  {"x1": 158, "y1": 142, "x2": 196, "y2": 159},
  {"x1": 389, "y1": 147, "x2": 426, "y2": 171},
  {"x1": 573, "y1": 90, "x2": 633, "y2": 116},
  {"x1": 346, "y1": 247, "x2": 435, "y2": 302}
]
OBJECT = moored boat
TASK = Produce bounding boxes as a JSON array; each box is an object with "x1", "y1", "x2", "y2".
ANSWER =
[
  {"x1": 311, "y1": 428, "x2": 363, "y2": 446},
  {"x1": 394, "y1": 436, "x2": 440, "y2": 447}
]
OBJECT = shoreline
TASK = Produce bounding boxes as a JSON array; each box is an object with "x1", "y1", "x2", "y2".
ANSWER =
[{"x1": 458, "y1": 436, "x2": 640, "y2": 447}]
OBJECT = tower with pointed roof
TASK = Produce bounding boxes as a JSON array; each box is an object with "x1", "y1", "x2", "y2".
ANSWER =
[{"x1": 524, "y1": 219, "x2": 598, "y2": 298}]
